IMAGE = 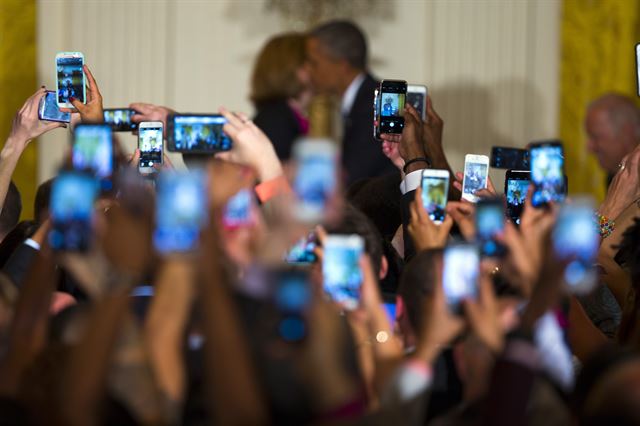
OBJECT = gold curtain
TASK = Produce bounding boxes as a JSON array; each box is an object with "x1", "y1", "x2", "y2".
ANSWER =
[
  {"x1": 560, "y1": 0, "x2": 640, "y2": 201},
  {"x1": 0, "y1": 0, "x2": 37, "y2": 219}
]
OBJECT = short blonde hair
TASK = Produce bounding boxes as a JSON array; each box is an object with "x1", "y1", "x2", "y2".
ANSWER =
[{"x1": 250, "y1": 32, "x2": 306, "y2": 106}]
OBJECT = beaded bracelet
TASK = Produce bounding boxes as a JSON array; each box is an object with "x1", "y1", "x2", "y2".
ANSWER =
[{"x1": 595, "y1": 213, "x2": 615, "y2": 239}]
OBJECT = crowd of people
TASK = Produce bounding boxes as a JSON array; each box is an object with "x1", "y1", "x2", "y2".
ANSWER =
[{"x1": 0, "y1": 19, "x2": 639, "y2": 426}]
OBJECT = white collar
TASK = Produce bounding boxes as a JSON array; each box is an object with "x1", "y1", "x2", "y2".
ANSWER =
[{"x1": 340, "y1": 73, "x2": 366, "y2": 116}]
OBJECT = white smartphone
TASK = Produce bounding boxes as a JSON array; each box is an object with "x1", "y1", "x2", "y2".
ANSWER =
[
  {"x1": 461, "y1": 154, "x2": 490, "y2": 202},
  {"x1": 292, "y1": 138, "x2": 338, "y2": 222},
  {"x1": 421, "y1": 169, "x2": 449, "y2": 224},
  {"x1": 407, "y1": 84, "x2": 428, "y2": 121},
  {"x1": 138, "y1": 121, "x2": 164, "y2": 174},
  {"x1": 55, "y1": 51, "x2": 85, "y2": 109}
]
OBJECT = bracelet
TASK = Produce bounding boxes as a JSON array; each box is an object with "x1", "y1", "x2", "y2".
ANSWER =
[
  {"x1": 403, "y1": 157, "x2": 431, "y2": 174},
  {"x1": 595, "y1": 213, "x2": 615, "y2": 239}
]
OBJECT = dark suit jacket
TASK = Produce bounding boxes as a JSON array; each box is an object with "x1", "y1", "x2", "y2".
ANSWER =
[
  {"x1": 253, "y1": 100, "x2": 304, "y2": 162},
  {"x1": 342, "y1": 74, "x2": 395, "y2": 187}
]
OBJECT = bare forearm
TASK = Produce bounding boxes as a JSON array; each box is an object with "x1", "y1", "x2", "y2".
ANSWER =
[{"x1": 0, "y1": 139, "x2": 23, "y2": 214}]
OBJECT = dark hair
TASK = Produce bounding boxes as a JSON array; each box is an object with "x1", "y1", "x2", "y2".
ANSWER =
[
  {"x1": 325, "y1": 203, "x2": 383, "y2": 275},
  {"x1": 397, "y1": 249, "x2": 441, "y2": 334},
  {"x1": 309, "y1": 20, "x2": 368, "y2": 70},
  {"x1": 34, "y1": 178, "x2": 54, "y2": 224},
  {"x1": 0, "y1": 182, "x2": 22, "y2": 238}
]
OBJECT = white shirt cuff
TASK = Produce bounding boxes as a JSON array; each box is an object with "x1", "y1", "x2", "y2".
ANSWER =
[
  {"x1": 400, "y1": 169, "x2": 424, "y2": 194},
  {"x1": 24, "y1": 238, "x2": 41, "y2": 251}
]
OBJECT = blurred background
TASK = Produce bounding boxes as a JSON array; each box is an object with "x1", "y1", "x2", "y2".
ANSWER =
[{"x1": 1, "y1": 0, "x2": 639, "y2": 218}]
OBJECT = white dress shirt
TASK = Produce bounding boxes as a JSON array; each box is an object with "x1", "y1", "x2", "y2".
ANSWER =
[{"x1": 340, "y1": 73, "x2": 366, "y2": 116}]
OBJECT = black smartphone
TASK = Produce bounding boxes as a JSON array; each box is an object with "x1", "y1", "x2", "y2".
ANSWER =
[
  {"x1": 48, "y1": 171, "x2": 99, "y2": 251},
  {"x1": 271, "y1": 268, "x2": 311, "y2": 342},
  {"x1": 475, "y1": 197, "x2": 506, "y2": 257},
  {"x1": 104, "y1": 108, "x2": 138, "y2": 131},
  {"x1": 39, "y1": 90, "x2": 71, "y2": 123},
  {"x1": 166, "y1": 114, "x2": 231, "y2": 153},
  {"x1": 529, "y1": 140, "x2": 565, "y2": 207},
  {"x1": 504, "y1": 170, "x2": 530, "y2": 225},
  {"x1": 378, "y1": 79, "x2": 407, "y2": 134},
  {"x1": 490, "y1": 146, "x2": 530, "y2": 170}
]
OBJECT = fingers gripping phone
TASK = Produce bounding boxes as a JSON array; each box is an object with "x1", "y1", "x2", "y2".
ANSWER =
[
  {"x1": 461, "y1": 154, "x2": 490, "y2": 202},
  {"x1": 49, "y1": 171, "x2": 99, "y2": 251},
  {"x1": 378, "y1": 79, "x2": 407, "y2": 134},
  {"x1": 56, "y1": 52, "x2": 85, "y2": 108},
  {"x1": 407, "y1": 84, "x2": 428, "y2": 121},
  {"x1": 504, "y1": 170, "x2": 530, "y2": 225},
  {"x1": 421, "y1": 169, "x2": 450, "y2": 223},
  {"x1": 39, "y1": 90, "x2": 71, "y2": 123},
  {"x1": 322, "y1": 235, "x2": 364, "y2": 310},
  {"x1": 529, "y1": 141, "x2": 566, "y2": 207},
  {"x1": 443, "y1": 243, "x2": 480, "y2": 314},
  {"x1": 475, "y1": 197, "x2": 506, "y2": 257},
  {"x1": 138, "y1": 121, "x2": 164, "y2": 174}
]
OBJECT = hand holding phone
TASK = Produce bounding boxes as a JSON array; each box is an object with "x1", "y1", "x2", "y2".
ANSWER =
[
  {"x1": 461, "y1": 154, "x2": 490, "y2": 202},
  {"x1": 39, "y1": 91, "x2": 71, "y2": 123}
]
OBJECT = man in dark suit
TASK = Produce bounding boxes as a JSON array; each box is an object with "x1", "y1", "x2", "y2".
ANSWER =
[{"x1": 307, "y1": 20, "x2": 396, "y2": 187}]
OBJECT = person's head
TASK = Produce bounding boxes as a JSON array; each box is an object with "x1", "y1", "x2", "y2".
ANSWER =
[
  {"x1": 395, "y1": 249, "x2": 441, "y2": 348},
  {"x1": 0, "y1": 181, "x2": 22, "y2": 242},
  {"x1": 306, "y1": 20, "x2": 368, "y2": 95},
  {"x1": 585, "y1": 93, "x2": 640, "y2": 174},
  {"x1": 250, "y1": 32, "x2": 311, "y2": 108},
  {"x1": 34, "y1": 178, "x2": 54, "y2": 224}
]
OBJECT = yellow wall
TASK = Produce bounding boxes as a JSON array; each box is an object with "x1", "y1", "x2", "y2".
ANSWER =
[
  {"x1": 560, "y1": 0, "x2": 640, "y2": 201},
  {"x1": 0, "y1": 0, "x2": 37, "y2": 220}
]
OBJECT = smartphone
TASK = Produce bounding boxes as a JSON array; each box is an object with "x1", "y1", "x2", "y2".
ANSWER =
[
  {"x1": 166, "y1": 114, "x2": 231, "y2": 153},
  {"x1": 504, "y1": 170, "x2": 530, "y2": 225},
  {"x1": 223, "y1": 188, "x2": 254, "y2": 229},
  {"x1": 490, "y1": 146, "x2": 530, "y2": 170},
  {"x1": 476, "y1": 197, "x2": 506, "y2": 257},
  {"x1": 461, "y1": 154, "x2": 490, "y2": 202},
  {"x1": 636, "y1": 43, "x2": 640, "y2": 97},
  {"x1": 373, "y1": 87, "x2": 381, "y2": 141},
  {"x1": 529, "y1": 141, "x2": 565, "y2": 207},
  {"x1": 55, "y1": 52, "x2": 85, "y2": 109},
  {"x1": 284, "y1": 232, "x2": 317, "y2": 265},
  {"x1": 322, "y1": 235, "x2": 364, "y2": 310},
  {"x1": 443, "y1": 243, "x2": 480, "y2": 314},
  {"x1": 138, "y1": 121, "x2": 164, "y2": 174},
  {"x1": 39, "y1": 90, "x2": 71, "y2": 123},
  {"x1": 272, "y1": 268, "x2": 311, "y2": 342},
  {"x1": 153, "y1": 171, "x2": 208, "y2": 254},
  {"x1": 72, "y1": 124, "x2": 113, "y2": 190},
  {"x1": 552, "y1": 198, "x2": 599, "y2": 293},
  {"x1": 407, "y1": 84, "x2": 428, "y2": 121},
  {"x1": 378, "y1": 79, "x2": 407, "y2": 134},
  {"x1": 421, "y1": 169, "x2": 450, "y2": 223},
  {"x1": 48, "y1": 171, "x2": 99, "y2": 251},
  {"x1": 292, "y1": 139, "x2": 337, "y2": 222},
  {"x1": 104, "y1": 108, "x2": 138, "y2": 132}
]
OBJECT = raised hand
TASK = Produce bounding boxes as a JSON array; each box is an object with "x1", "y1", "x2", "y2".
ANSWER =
[
  {"x1": 60, "y1": 65, "x2": 104, "y2": 124},
  {"x1": 129, "y1": 102, "x2": 175, "y2": 135},
  {"x1": 408, "y1": 186, "x2": 453, "y2": 251}
]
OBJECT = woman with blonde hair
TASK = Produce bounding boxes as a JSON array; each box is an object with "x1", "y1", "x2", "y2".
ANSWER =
[{"x1": 250, "y1": 32, "x2": 312, "y2": 161}]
